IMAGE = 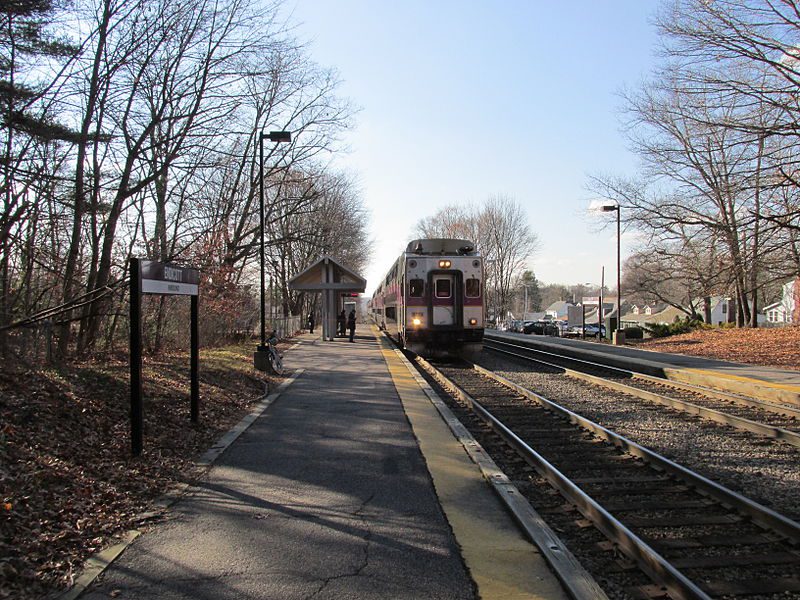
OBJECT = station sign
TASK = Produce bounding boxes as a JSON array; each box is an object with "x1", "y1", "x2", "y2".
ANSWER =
[
  {"x1": 139, "y1": 260, "x2": 199, "y2": 296},
  {"x1": 582, "y1": 296, "x2": 600, "y2": 306},
  {"x1": 129, "y1": 258, "x2": 200, "y2": 456}
]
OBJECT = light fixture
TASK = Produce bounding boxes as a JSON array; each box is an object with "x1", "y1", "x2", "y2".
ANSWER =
[{"x1": 257, "y1": 129, "x2": 292, "y2": 357}]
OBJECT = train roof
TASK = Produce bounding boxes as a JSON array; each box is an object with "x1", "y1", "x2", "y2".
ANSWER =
[{"x1": 405, "y1": 238, "x2": 478, "y2": 256}]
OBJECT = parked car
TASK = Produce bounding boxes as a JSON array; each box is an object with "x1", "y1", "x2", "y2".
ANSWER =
[
  {"x1": 568, "y1": 323, "x2": 606, "y2": 337},
  {"x1": 523, "y1": 320, "x2": 560, "y2": 336}
]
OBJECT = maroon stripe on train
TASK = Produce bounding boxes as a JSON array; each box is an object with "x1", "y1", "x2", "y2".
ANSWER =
[{"x1": 431, "y1": 297, "x2": 454, "y2": 306}]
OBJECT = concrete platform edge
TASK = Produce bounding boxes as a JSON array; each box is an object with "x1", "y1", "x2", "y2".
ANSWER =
[
  {"x1": 56, "y1": 364, "x2": 304, "y2": 600},
  {"x1": 383, "y1": 336, "x2": 606, "y2": 600},
  {"x1": 663, "y1": 367, "x2": 800, "y2": 406},
  {"x1": 487, "y1": 333, "x2": 800, "y2": 406}
]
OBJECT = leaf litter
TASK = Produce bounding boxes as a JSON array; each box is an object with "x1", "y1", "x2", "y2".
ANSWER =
[{"x1": 0, "y1": 342, "x2": 287, "y2": 600}]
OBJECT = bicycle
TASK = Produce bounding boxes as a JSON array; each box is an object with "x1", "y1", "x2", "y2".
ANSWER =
[{"x1": 265, "y1": 330, "x2": 284, "y2": 375}]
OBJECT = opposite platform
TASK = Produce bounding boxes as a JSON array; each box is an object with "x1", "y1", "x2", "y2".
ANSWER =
[
  {"x1": 80, "y1": 329, "x2": 567, "y2": 599},
  {"x1": 487, "y1": 330, "x2": 800, "y2": 405}
]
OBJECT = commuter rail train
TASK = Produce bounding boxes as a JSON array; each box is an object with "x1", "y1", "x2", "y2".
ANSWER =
[{"x1": 370, "y1": 238, "x2": 484, "y2": 356}]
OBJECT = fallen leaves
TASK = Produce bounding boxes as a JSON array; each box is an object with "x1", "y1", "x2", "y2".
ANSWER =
[
  {"x1": 0, "y1": 341, "x2": 285, "y2": 600},
  {"x1": 636, "y1": 325, "x2": 800, "y2": 370}
]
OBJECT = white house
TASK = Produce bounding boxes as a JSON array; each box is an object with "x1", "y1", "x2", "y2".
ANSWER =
[
  {"x1": 763, "y1": 278, "x2": 800, "y2": 325},
  {"x1": 707, "y1": 296, "x2": 733, "y2": 325}
]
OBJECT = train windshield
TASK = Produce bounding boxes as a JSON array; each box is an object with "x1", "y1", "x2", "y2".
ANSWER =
[
  {"x1": 465, "y1": 277, "x2": 480, "y2": 297},
  {"x1": 409, "y1": 278, "x2": 424, "y2": 297},
  {"x1": 435, "y1": 279, "x2": 451, "y2": 298}
]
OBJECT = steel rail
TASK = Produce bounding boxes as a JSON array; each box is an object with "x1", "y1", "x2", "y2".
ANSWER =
[
  {"x1": 415, "y1": 356, "x2": 712, "y2": 600},
  {"x1": 388, "y1": 344, "x2": 609, "y2": 600},
  {"x1": 485, "y1": 335, "x2": 800, "y2": 419},
  {"x1": 471, "y1": 362, "x2": 800, "y2": 542},
  {"x1": 484, "y1": 338, "x2": 800, "y2": 447},
  {"x1": 487, "y1": 336, "x2": 800, "y2": 417}
]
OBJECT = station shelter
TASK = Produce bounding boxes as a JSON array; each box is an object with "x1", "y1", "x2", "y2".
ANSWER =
[{"x1": 288, "y1": 256, "x2": 366, "y2": 341}]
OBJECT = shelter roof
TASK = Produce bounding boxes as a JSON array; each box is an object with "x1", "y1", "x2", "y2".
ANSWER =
[{"x1": 288, "y1": 256, "x2": 366, "y2": 292}]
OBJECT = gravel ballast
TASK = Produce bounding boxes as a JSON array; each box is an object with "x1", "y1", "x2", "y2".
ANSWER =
[{"x1": 476, "y1": 352, "x2": 800, "y2": 523}]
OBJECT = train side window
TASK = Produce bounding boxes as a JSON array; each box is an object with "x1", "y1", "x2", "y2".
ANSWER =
[
  {"x1": 435, "y1": 279, "x2": 451, "y2": 298},
  {"x1": 409, "y1": 279, "x2": 424, "y2": 297},
  {"x1": 465, "y1": 277, "x2": 480, "y2": 297}
]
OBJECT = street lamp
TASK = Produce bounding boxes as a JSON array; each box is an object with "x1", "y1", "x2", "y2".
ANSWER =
[
  {"x1": 257, "y1": 130, "x2": 291, "y2": 365},
  {"x1": 600, "y1": 203, "x2": 622, "y2": 344}
]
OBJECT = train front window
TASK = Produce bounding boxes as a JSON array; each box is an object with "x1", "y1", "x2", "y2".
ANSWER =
[
  {"x1": 465, "y1": 277, "x2": 480, "y2": 297},
  {"x1": 435, "y1": 279, "x2": 451, "y2": 298},
  {"x1": 409, "y1": 278, "x2": 424, "y2": 297}
]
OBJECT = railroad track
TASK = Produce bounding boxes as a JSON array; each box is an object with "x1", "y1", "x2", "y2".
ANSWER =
[
  {"x1": 413, "y1": 356, "x2": 800, "y2": 600},
  {"x1": 483, "y1": 337, "x2": 800, "y2": 447}
]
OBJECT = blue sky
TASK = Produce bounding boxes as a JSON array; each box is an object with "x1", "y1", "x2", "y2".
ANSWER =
[{"x1": 283, "y1": 1, "x2": 660, "y2": 292}]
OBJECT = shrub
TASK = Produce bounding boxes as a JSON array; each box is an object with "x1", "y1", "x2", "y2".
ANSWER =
[
  {"x1": 644, "y1": 317, "x2": 706, "y2": 338},
  {"x1": 623, "y1": 326, "x2": 643, "y2": 339}
]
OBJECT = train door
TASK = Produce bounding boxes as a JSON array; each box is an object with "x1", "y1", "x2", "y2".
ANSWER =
[{"x1": 432, "y1": 273, "x2": 455, "y2": 326}]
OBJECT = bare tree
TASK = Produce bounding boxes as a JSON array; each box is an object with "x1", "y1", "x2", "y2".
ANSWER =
[
  {"x1": 0, "y1": 0, "x2": 359, "y2": 359},
  {"x1": 413, "y1": 195, "x2": 538, "y2": 321}
]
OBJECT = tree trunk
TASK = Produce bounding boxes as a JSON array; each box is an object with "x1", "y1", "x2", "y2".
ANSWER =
[{"x1": 59, "y1": 0, "x2": 112, "y2": 358}]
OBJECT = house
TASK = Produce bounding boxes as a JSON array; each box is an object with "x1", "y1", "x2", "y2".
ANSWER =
[
  {"x1": 621, "y1": 305, "x2": 687, "y2": 329},
  {"x1": 544, "y1": 300, "x2": 576, "y2": 320},
  {"x1": 707, "y1": 296, "x2": 733, "y2": 325},
  {"x1": 763, "y1": 277, "x2": 800, "y2": 325}
]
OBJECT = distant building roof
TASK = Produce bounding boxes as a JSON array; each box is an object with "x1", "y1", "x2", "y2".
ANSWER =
[
  {"x1": 545, "y1": 300, "x2": 575, "y2": 317},
  {"x1": 621, "y1": 305, "x2": 686, "y2": 325}
]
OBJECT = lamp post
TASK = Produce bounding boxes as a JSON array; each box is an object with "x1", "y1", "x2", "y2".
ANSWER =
[
  {"x1": 523, "y1": 284, "x2": 528, "y2": 319},
  {"x1": 600, "y1": 203, "x2": 622, "y2": 344},
  {"x1": 256, "y1": 130, "x2": 291, "y2": 369}
]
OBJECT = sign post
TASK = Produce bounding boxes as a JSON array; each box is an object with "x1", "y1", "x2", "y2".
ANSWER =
[
  {"x1": 129, "y1": 258, "x2": 200, "y2": 456},
  {"x1": 582, "y1": 296, "x2": 599, "y2": 340}
]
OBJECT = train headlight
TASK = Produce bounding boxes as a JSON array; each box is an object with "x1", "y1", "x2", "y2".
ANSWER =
[
  {"x1": 469, "y1": 318, "x2": 477, "y2": 326},
  {"x1": 412, "y1": 318, "x2": 421, "y2": 326},
  {"x1": 438, "y1": 260, "x2": 451, "y2": 268}
]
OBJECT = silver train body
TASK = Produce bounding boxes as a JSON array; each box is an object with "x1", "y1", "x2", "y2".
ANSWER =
[{"x1": 370, "y1": 238, "x2": 484, "y2": 356}]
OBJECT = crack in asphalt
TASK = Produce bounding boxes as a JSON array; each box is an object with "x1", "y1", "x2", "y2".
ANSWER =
[{"x1": 306, "y1": 492, "x2": 376, "y2": 599}]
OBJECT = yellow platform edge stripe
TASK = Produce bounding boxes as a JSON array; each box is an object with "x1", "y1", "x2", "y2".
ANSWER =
[{"x1": 372, "y1": 326, "x2": 568, "y2": 600}]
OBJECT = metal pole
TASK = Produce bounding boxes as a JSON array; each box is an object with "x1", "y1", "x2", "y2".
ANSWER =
[
  {"x1": 581, "y1": 304, "x2": 586, "y2": 340},
  {"x1": 190, "y1": 294, "x2": 199, "y2": 423},
  {"x1": 259, "y1": 133, "x2": 266, "y2": 348},
  {"x1": 129, "y1": 258, "x2": 143, "y2": 456},
  {"x1": 524, "y1": 285, "x2": 528, "y2": 318},
  {"x1": 616, "y1": 207, "x2": 621, "y2": 341},
  {"x1": 600, "y1": 266, "x2": 604, "y2": 340}
]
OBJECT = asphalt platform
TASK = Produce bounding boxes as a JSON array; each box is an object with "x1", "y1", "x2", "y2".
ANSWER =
[
  {"x1": 79, "y1": 328, "x2": 568, "y2": 600},
  {"x1": 487, "y1": 330, "x2": 800, "y2": 406}
]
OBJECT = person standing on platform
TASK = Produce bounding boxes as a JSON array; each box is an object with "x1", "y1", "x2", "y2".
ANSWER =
[
  {"x1": 347, "y1": 309, "x2": 356, "y2": 342},
  {"x1": 337, "y1": 309, "x2": 346, "y2": 337},
  {"x1": 307, "y1": 313, "x2": 314, "y2": 334}
]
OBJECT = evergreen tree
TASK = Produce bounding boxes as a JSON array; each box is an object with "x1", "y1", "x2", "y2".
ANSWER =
[{"x1": 0, "y1": 0, "x2": 77, "y2": 141}]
